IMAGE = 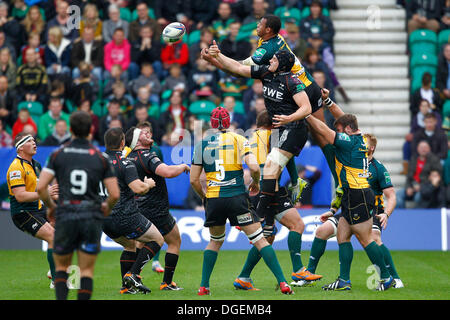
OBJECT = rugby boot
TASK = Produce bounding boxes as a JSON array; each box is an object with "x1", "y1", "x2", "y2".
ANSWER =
[
  {"x1": 291, "y1": 267, "x2": 323, "y2": 282},
  {"x1": 123, "y1": 272, "x2": 151, "y2": 294},
  {"x1": 160, "y1": 281, "x2": 184, "y2": 291},
  {"x1": 290, "y1": 178, "x2": 308, "y2": 204},
  {"x1": 197, "y1": 286, "x2": 211, "y2": 296},
  {"x1": 233, "y1": 278, "x2": 260, "y2": 291},
  {"x1": 279, "y1": 282, "x2": 294, "y2": 295},
  {"x1": 376, "y1": 276, "x2": 395, "y2": 291},
  {"x1": 152, "y1": 261, "x2": 164, "y2": 273},
  {"x1": 322, "y1": 278, "x2": 352, "y2": 291}
]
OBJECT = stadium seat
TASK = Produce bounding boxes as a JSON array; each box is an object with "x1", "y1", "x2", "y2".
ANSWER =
[
  {"x1": 443, "y1": 100, "x2": 450, "y2": 117},
  {"x1": 148, "y1": 104, "x2": 160, "y2": 119},
  {"x1": 18, "y1": 101, "x2": 44, "y2": 126},
  {"x1": 160, "y1": 101, "x2": 170, "y2": 113},
  {"x1": 438, "y1": 29, "x2": 450, "y2": 50},
  {"x1": 274, "y1": 6, "x2": 302, "y2": 25},
  {"x1": 189, "y1": 100, "x2": 216, "y2": 121},
  {"x1": 239, "y1": 22, "x2": 258, "y2": 33},
  {"x1": 301, "y1": 7, "x2": 330, "y2": 19},
  {"x1": 410, "y1": 53, "x2": 438, "y2": 76},
  {"x1": 119, "y1": 7, "x2": 132, "y2": 22},
  {"x1": 92, "y1": 99, "x2": 108, "y2": 118},
  {"x1": 218, "y1": 100, "x2": 245, "y2": 115},
  {"x1": 186, "y1": 30, "x2": 201, "y2": 46},
  {"x1": 409, "y1": 29, "x2": 438, "y2": 55}
]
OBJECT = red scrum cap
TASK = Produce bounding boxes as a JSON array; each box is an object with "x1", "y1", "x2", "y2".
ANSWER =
[{"x1": 210, "y1": 106, "x2": 230, "y2": 130}]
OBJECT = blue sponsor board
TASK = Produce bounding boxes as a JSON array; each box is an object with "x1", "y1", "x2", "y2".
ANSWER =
[{"x1": 100, "y1": 209, "x2": 448, "y2": 251}]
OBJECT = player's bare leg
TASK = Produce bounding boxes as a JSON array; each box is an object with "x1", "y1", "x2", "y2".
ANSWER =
[{"x1": 77, "y1": 250, "x2": 98, "y2": 300}]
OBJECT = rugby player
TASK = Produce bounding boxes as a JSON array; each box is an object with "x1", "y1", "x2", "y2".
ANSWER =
[
  {"x1": 201, "y1": 14, "x2": 317, "y2": 202},
  {"x1": 6, "y1": 132, "x2": 58, "y2": 288},
  {"x1": 207, "y1": 43, "x2": 311, "y2": 237},
  {"x1": 102, "y1": 127, "x2": 164, "y2": 295},
  {"x1": 125, "y1": 121, "x2": 190, "y2": 291},
  {"x1": 233, "y1": 110, "x2": 322, "y2": 291},
  {"x1": 37, "y1": 111, "x2": 120, "y2": 300},
  {"x1": 304, "y1": 100, "x2": 395, "y2": 291},
  {"x1": 191, "y1": 106, "x2": 293, "y2": 295}
]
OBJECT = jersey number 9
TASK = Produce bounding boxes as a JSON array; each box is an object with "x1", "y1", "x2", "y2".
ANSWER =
[{"x1": 70, "y1": 169, "x2": 88, "y2": 195}]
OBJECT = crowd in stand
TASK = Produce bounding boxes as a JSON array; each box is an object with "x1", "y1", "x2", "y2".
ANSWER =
[
  {"x1": 0, "y1": 0, "x2": 341, "y2": 150},
  {"x1": 397, "y1": 0, "x2": 450, "y2": 208}
]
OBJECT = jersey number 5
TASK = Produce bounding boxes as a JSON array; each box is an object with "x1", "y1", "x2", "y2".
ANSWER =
[
  {"x1": 70, "y1": 169, "x2": 88, "y2": 195},
  {"x1": 215, "y1": 159, "x2": 225, "y2": 181}
]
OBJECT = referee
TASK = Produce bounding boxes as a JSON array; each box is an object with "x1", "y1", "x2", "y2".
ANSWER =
[{"x1": 7, "y1": 132, "x2": 58, "y2": 287}]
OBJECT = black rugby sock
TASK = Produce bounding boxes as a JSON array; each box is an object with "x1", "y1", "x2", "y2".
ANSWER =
[
  {"x1": 120, "y1": 250, "x2": 136, "y2": 284},
  {"x1": 257, "y1": 179, "x2": 277, "y2": 223},
  {"x1": 130, "y1": 241, "x2": 161, "y2": 275},
  {"x1": 77, "y1": 277, "x2": 93, "y2": 300},
  {"x1": 54, "y1": 270, "x2": 69, "y2": 300},
  {"x1": 163, "y1": 252, "x2": 179, "y2": 285}
]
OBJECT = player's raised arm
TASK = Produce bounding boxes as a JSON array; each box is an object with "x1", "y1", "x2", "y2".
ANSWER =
[
  {"x1": 306, "y1": 112, "x2": 336, "y2": 145},
  {"x1": 321, "y1": 88, "x2": 345, "y2": 119},
  {"x1": 208, "y1": 40, "x2": 251, "y2": 78},
  {"x1": 155, "y1": 163, "x2": 190, "y2": 178}
]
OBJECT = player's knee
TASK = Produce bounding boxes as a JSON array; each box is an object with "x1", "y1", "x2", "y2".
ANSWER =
[{"x1": 315, "y1": 224, "x2": 333, "y2": 240}]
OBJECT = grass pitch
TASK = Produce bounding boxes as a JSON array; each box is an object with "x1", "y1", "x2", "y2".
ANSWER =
[{"x1": 0, "y1": 250, "x2": 449, "y2": 300}]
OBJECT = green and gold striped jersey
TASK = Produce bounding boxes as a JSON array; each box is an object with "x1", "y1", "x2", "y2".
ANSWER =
[
  {"x1": 192, "y1": 131, "x2": 251, "y2": 198},
  {"x1": 252, "y1": 34, "x2": 314, "y2": 87},
  {"x1": 334, "y1": 132, "x2": 371, "y2": 189}
]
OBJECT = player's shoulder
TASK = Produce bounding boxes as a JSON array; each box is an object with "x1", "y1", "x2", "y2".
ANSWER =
[
  {"x1": 7, "y1": 158, "x2": 23, "y2": 171},
  {"x1": 372, "y1": 157, "x2": 388, "y2": 171}
]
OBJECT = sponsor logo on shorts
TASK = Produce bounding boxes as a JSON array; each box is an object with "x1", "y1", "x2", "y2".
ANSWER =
[
  {"x1": 208, "y1": 178, "x2": 237, "y2": 187},
  {"x1": 236, "y1": 212, "x2": 252, "y2": 224}
]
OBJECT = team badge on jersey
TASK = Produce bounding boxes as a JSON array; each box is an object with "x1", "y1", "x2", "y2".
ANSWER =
[
  {"x1": 252, "y1": 48, "x2": 267, "y2": 62},
  {"x1": 9, "y1": 170, "x2": 21, "y2": 180}
]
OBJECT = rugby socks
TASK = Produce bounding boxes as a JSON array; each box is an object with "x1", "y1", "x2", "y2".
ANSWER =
[
  {"x1": 257, "y1": 179, "x2": 277, "y2": 221},
  {"x1": 364, "y1": 241, "x2": 391, "y2": 279},
  {"x1": 77, "y1": 277, "x2": 93, "y2": 300},
  {"x1": 379, "y1": 244, "x2": 400, "y2": 279},
  {"x1": 130, "y1": 241, "x2": 161, "y2": 275},
  {"x1": 47, "y1": 248, "x2": 56, "y2": 280},
  {"x1": 307, "y1": 237, "x2": 327, "y2": 273},
  {"x1": 238, "y1": 246, "x2": 261, "y2": 278},
  {"x1": 200, "y1": 250, "x2": 218, "y2": 288},
  {"x1": 163, "y1": 252, "x2": 179, "y2": 285},
  {"x1": 339, "y1": 242, "x2": 353, "y2": 281},
  {"x1": 120, "y1": 250, "x2": 136, "y2": 283},
  {"x1": 54, "y1": 270, "x2": 69, "y2": 300},
  {"x1": 286, "y1": 158, "x2": 299, "y2": 183},
  {"x1": 259, "y1": 245, "x2": 287, "y2": 284},
  {"x1": 153, "y1": 249, "x2": 161, "y2": 263},
  {"x1": 288, "y1": 231, "x2": 303, "y2": 272}
]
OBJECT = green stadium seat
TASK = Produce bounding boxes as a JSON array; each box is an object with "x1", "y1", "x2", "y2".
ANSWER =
[
  {"x1": 409, "y1": 29, "x2": 438, "y2": 55},
  {"x1": 189, "y1": 100, "x2": 216, "y2": 119},
  {"x1": 92, "y1": 99, "x2": 108, "y2": 118},
  {"x1": 301, "y1": 7, "x2": 329, "y2": 19},
  {"x1": 410, "y1": 72, "x2": 436, "y2": 93},
  {"x1": 187, "y1": 30, "x2": 201, "y2": 46},
  {"x1": 240, "y1": 22, "x2": 258, "y2": 33},
  {"x1": 274, "y1": 6, "x2": 302, "y2": 25},
  {"x1": 160, "y1": 101, "x2": 170, "y2": 113},
  {"x1": 438, "y1": 29, "x2": 450, "y2": 50},
  {"x1": 218, "y1": 100, "x2": 245, "y2": 115},
  {"x1": 119, "y1": 7, "x2": 132, "y2": 22},
  {"x1": 18, "y1": 101, "x2": 44, "y2": 126},
  {"x1": 443, "y1": 100, "x2": 450, "y2": 117},
  {"x1": 148, "y1": 104, "x2": 160, "y2": 119},
  {"x1": 410, "y1": 53, "x2": 438, "y2": 72},
  {"x1": 65, "y1": 99, "x2": 75, "y2": 113}
]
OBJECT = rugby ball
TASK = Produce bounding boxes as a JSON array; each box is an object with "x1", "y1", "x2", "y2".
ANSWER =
[{"x1": 162, "y1": 22, "x2": 186, "y2": 44}]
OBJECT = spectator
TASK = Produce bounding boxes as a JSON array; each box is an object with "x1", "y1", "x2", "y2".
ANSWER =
[
  {"x1": 243, "y1": 0, "x2": 268, "y2": 25},
  {"x1": 38, "y1": 96, "x2": 70, "y2": 141},
  {"x1": 12, "y1": 0, "x2": 29, "y2": 21},
  {"x1": 0, "y1": 1, "x2": 25, "y2": 57},
  {"x1": 126, "y1": 103, "x2": 161, "y2": 144},
  {"x1": 411, "y1": 113, "x2": 448, "y2": 161},
  {"x1": 161, "y1": 41, "x2": 190, "y2": 75},
  {"x1": 154, "y1": 0, "x2": 191, "y2": 30},
  {"x1": 243, "y1": 79, "x2": 263, "y2": 114},
  {"x1": 71, "y1": 25, "x2": 104, "y2": 81},
  {"x1": 70, "y1": 61, "x2": 100, "y2": 107},
  {"x1": 161, "y1": 63, "x2": 188, "y2": 100},
  {"x1": 312, "y1": 70, "x2": 336, "y2": 129},
  {"x1": 39, "y1": 118, "x2": 71, "y2": 146},
  {"x1": 131, "y1": 62, "x2": 161, "y2": 106},
  {"x1": 187, "y1": 56, "x2": 220, "y2": 104},
  {"x1": 12, "y1": 108, "x2": 37, "y2": 140},
  {"x1": 102, "y1": 3, "x2": 129, "y2": 43},
  {"x1": 211, "y1": 2, "x2": 237, "y2": 42},
  {"x1": 0, "y1": 48, "x2": 17, "y2": 91},
  {"x1": 107, "y1": 81, "x2": 133, "y2": 116},
  {"x1": 189, "y1": 27, "x2": 215, "y2": 68},
  {"x1": 406, "y1": 0, "x2": 442, "y2": 34},
  {"x1": 246, "y1": 96, "x2": 266, "y2": 130},
  {"x1": 419, "y1": 169, "x2": 446, "y2": 208},
  {"x1": 0, "y1": 119, "x2": 12, "y2": 147},
  {"x1": 410, "y1": 72, "x2": 442, "y2": 116},
  {"x1": 0, "y1": 30, "x2": 17, "y2": 63},
  {"x1": 411, "y1": 99, "x2": 442, "y2": 133},
  {"x1": 79, "y1": 3, "x2": 103, "y2": 40},
  {"x1": 78, "y1": 98, "x2": 99, "y2": 142},
  {"x1": 128, "y1": 2, "x2": 160, "y2": 43},
  {"x1": 103, "y1": 64, "x2": 127, "y2": 97},
  {"x1": 189, "y1": 0, "x2": 217, "y2": 31},
  {"x1": 133, "y1": 86, "x2": 159, "y2": 119},
  {"x1": 44, "y1": 26, "x2": 72, "y2": 77},
  {"x1": 16, "y1": 47, "x2": 48, "y2": 105},
  {"x1": 0, "y1": 75, "x2": 16, "y2": 128},
  {"x1": 218, "y1": 73, "x2": 249, "y2": 101},
  {"x1": 99, "y1": 99, "x2": 126, "y2": 145},
  {"x1": 220, "y1": 21, "x2": 253, "y2": 61},
  {"x1": 45, "y1": 0, "x2": 79, "y2": 42},
  {"x1": 223, "y1": 95, "x2": 246, "y2": 131},
  {"x1": 284, "y1": 22, "x2": 308, "y2": 61},
  {"x1": 21, "y1": 32, "x2": 45, "y2": 66},
  {"x1": 103, "y1": 27, "x2": 131, "y2": 80},
  {"x1": 129, "y1": 25, "x2": 163, "y2": 79},
  {"x1": 21, "y1": 5, "x2": 46, "y2": 41},
  {"x1": 441, "y1": 0, "x2": 450, "y2": 31},
  {"x1": 160, "y1": 90, "x2": 190, "y2": 146},
  {"x1": 303, "y1": 47, "x2": 333, "y2": 83},
  {"x1": 397, "y1": 140, "x2": 443, "y2": 208},
  {"x1": 437, "y1": 43, "x2": 450, "y2": 100},
  {"x1": 300, "y1": 0, "x2": 335, "y2": 47}
]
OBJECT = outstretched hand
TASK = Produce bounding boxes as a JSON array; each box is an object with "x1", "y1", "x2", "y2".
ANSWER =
[
  {"x1": 321, "y1": 88, "x2": 330, "y2": 100},
  {"x1": 208, "y1": 40, "x2": 220, "y2": 58}
]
